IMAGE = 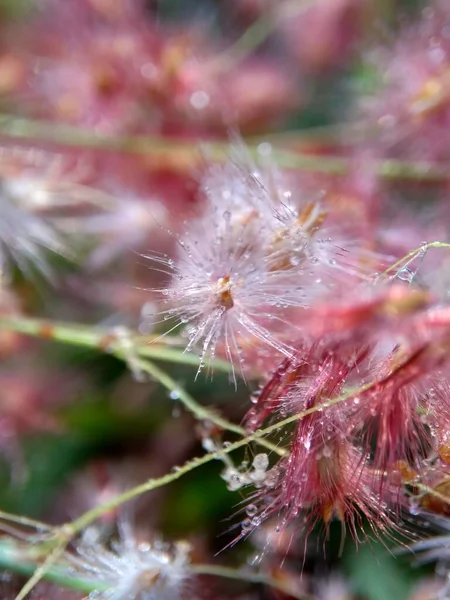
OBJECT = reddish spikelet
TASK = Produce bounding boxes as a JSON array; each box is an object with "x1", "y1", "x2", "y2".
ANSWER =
[
  {"x1": 350, "y1": 340, "x2": 450, "y2": 491},
  {"x1": 291, "y1": 283, "x2": 431, "y2": 339},
  {"x1": 243, "y1": 342, "x2": 396, "y2": 547}
]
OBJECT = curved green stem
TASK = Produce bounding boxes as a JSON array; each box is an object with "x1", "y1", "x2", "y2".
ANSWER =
[
  {"x1": 0, "y1": 316, "x2": 284, "y2": 455},
  {"x1": 380, "y1": 241, "x2": 450, "y2": 278},
  {"x1": 0, "y1": 316, "x2": 231, "y2": 372},
  {"x1": 119, "y1": 355, "x2": 285, "y2": 456},
  {"x1": 63, "y1": 378, "x2": 377, "y2": 536}
]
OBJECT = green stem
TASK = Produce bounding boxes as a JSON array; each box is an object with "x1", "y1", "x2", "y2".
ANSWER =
[
  {"x1": 120, "y1": 356, "x2": 285, "y2": 456},
  {"x1": 0, "y1": 540, "x2": 101, "y2": 594},
  {"x1": 64, "y1": 378, "x2": 377, "y2": 536},
  {"x1": 0, "y1": 115, "x2": 449, "y2": 181},
  {"x1": 15, "y1": 540, "x2": 68, "y2": 600},
  {"x1": 211, "y1": 0, "x2": 315, "y2": 72},
  {"x1": 7, "y1": 377, "x2": 379, "y2": 598},
  {"x1": 0, "y1": 317, "x2": 230, "y2": 372},
  {"x1": 416, "y1": 483, "x2": 450, "y2": 506},
  {"x1": 0, "y1": 316, "x2": 284, "y2": 454},
  {"x1": 0, "y1": 511, "x2": 52, "y2": 532},
  {"x1": 10, "y1": 379, "x2": 376, "y2": 597},
  {"x1": 381, "y1": 241, "x2": 450, "y2": 278},
  {"x1": 191, "y1": 564, "x2": 310, "y2": 599}
]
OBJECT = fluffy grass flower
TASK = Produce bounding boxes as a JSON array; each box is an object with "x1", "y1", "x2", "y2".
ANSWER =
[
  {"x1": 148, "y1": 153, "x2": 376, "y2": 379},
  {"x1": 68, "y1": 521, "x2": 192, "y2": 600},
  {"x1": 0, "y1": 183, "x2": 67, "y2": 281},
  {"x1": 242, "y1": 342, "x2": 397, "y2": 549}
]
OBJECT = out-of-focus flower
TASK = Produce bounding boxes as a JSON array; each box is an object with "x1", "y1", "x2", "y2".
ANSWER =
[
  {"x1": 0, "y1": 193, "x2": 66, "y2": 281},
  {"x1": 360, "y1": 0, "x2": 450, "y2": 161},
  {"x1": 1, "y1": 0, "x2": 299, "y2": 134},
  {"x1": 282, "y1": 0, "x2": 366, "y2": 74}
]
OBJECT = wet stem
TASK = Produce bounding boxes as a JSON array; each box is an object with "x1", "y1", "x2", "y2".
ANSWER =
[
  {"x1": 2, "y1": 378, "x2": 384, "y2": 599},
  {"x1": 0, "y1": 316, "x2": 283, "y2": 456}
]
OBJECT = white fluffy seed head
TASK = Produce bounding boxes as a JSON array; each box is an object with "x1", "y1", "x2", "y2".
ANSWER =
[
  {"x1": 0, "y1": 184, "x2": 67, "y2": 281},
  {"x1": 146, "y1": 152, "x2": 374, "y2": 379},
  {"x1": 69, "y1": 522, "x2": 191, "y2": 600}
]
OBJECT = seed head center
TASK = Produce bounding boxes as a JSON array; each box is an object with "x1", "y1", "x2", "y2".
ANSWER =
[{"x1": 215, "y1": 275, "x2": 234, "y2": 310}]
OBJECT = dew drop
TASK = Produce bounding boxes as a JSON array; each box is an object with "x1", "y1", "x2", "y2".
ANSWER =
[
  {"x1": 190, "y1": 90, "x2": 210, "y2": 110},
  {"x1": 249, "y1": 553, "x2": 262, "y2": 566},
  {"x1": 408, "y1": 498, "x2": 420, "y2": 516},
  {"x1": 253, "y1": 454, "x2": 269, "y2": 471},
  {"x1": 322, "y1": 445, "x2": 332, "y2": 458},
  {"x1": 241, "y1": 518, "x2": 252, "y2": 531},
  {"x1": 257, "y1": 142, "x2": 272, "y2": 156},
  {"x1": 397, "y1": 267, "x2": 414, "y2": 283}
]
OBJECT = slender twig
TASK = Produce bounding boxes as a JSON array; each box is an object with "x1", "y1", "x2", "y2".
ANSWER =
[
  {"x1": 14, "y1": 539, "x2": 68, "y2": 600},
  {"x1": 0, "y1": 539, "x2": 104, "y2": 594},
  {"x1": 1, "y1": 116, "x2": 450, "y2": 181},
  {"x1": 62, "y1": 378, "x2": 378, "y2": 537},
  {"x1": 8, "y1": 378, "x2": 379, "y2": 597},
  {"x1": 380, "y1": 241, "x2": 450, "y2": 278},
  {"x1": 416, "y1": 483, "x2": 450, "y2": 507},
  {"x1": 0, "y1": 512, "x2": 53, "y2": 532},
  {"x1": 117, "y1": 355, "x2": 285, "y2": 456},
  {"x1": 210, "y1": 0, "x2": 314, "y2": 72},
  {"x1": 0, "y1": 316, "x2": 284, "y2": 454},
  {"x1": 0, "y1": 317, "x2": 231, "y2": 372},
  {"x1": 191, "y1": 564, "x2": 310, "y2": 599}
]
